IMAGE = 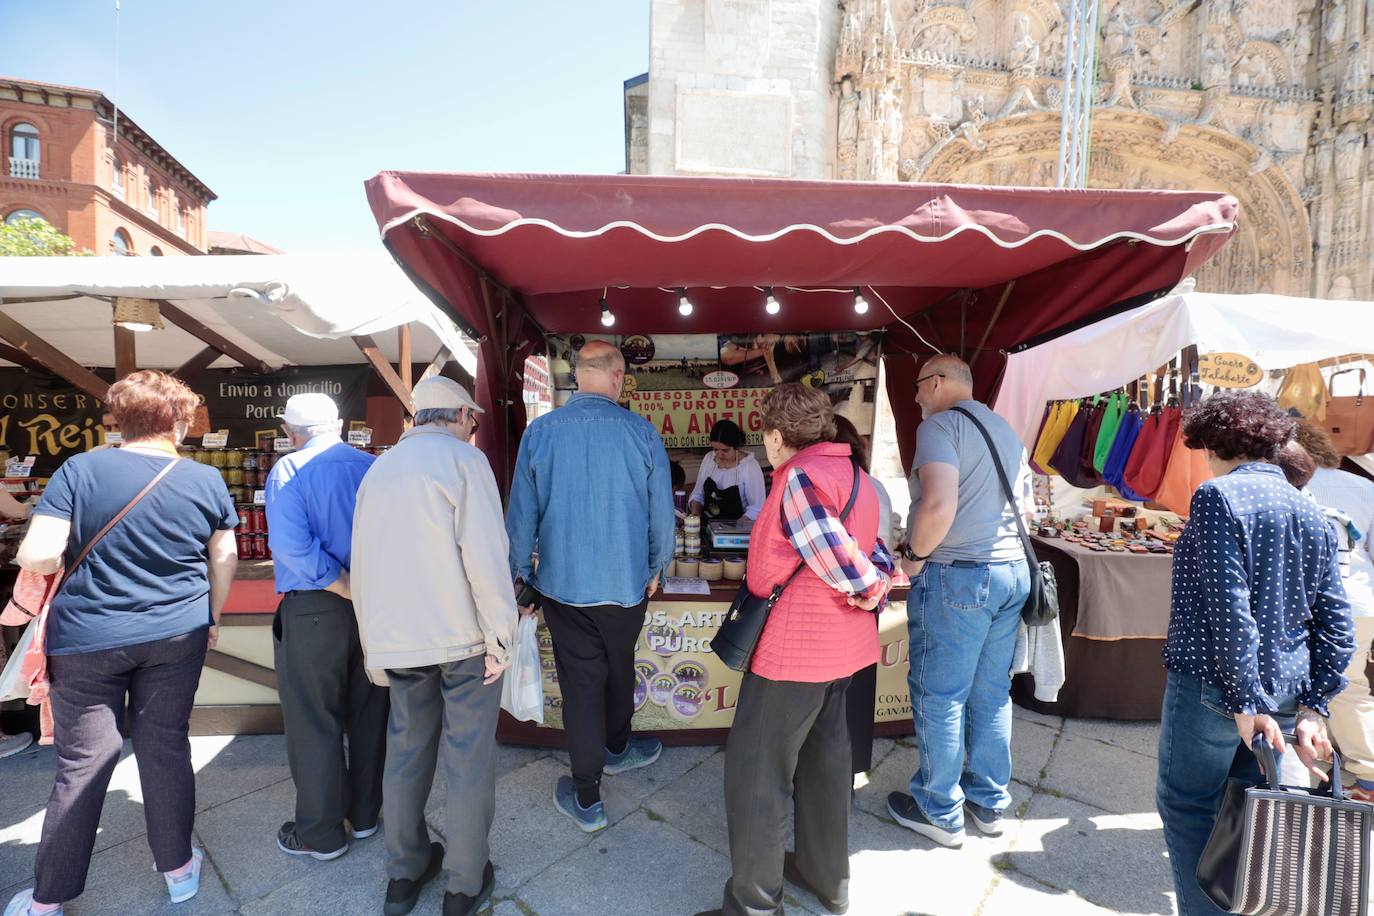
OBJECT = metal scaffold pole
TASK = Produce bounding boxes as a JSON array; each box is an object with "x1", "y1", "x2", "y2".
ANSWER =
[{"x1": 1055, "y1": 0, "x2": 1101, "y2": 188}]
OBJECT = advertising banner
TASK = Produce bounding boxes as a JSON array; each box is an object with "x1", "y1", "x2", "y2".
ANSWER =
[
  {"x1": 184, "y1": 366, "x2": 369, "y2": 448},
  {"x1": 0, "y1": 369, "x2": 109, "y2": 477},
  {"x1": 627, "y1": 387, "x2": 770, "y2": 448},
  {"x1": 534, "y1": 601, "x2": 912, "y2": 731}
]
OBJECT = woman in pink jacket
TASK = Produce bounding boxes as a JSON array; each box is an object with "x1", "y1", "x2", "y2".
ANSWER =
[{"x1": 698, "y1": 383, "x2": 891, "y2": 916}]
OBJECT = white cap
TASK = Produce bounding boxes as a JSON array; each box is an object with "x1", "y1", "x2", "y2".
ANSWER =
[
  {"x1": 413, "y1": 377, "x2": 484, "y2": 414},
  {"x1": 279, "y1": 393, "x2": 339, "y2": 427}
]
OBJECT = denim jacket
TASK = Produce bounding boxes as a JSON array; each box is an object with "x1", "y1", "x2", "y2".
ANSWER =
[
  {"x1": 1164, "y1": 462, "x2": 1355, "y2": 716},
  {"x1": 506, "y1": 392, "x2": 676, "y2": 608}
]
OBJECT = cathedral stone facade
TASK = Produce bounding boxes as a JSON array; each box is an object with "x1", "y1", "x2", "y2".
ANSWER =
[{"x1": 628, "y1": 0, "x2": 1373, "y2": 299}]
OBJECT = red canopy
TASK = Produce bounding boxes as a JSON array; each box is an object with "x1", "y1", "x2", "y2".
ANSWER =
[{"x1": 365, "y1": 172, "x2": 1237, "y2": 484}]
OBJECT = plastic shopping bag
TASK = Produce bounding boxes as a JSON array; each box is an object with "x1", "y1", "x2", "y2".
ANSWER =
[
  {"x1": 500, "y1": 613, "x2": 544, "y2": 724},
  {"x1": 0, "y1": 619, "x2": 37, "y2": 702}
]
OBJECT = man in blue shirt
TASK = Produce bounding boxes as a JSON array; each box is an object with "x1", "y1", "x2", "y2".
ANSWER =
[
  {"x1": 265, "y1": 392, "x2": 385, "y2": 862},
  {"x1": 507, "y1": 341, "x2": 675, "y2": 832}
]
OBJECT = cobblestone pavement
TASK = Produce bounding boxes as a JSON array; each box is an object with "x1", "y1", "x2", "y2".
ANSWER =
[{"x1": 0, "y1": 707, "x2": 1175, "y2": 915}]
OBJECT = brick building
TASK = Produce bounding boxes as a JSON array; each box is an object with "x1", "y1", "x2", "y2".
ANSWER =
[{"x1": 1, "y1": 77, "x2": 215, "y2": 256}]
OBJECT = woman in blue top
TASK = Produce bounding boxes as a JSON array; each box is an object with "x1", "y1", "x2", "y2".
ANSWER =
[
  {"x1": 1156, "y1": 390, "x2": 1355, "y2": 916},
  {"x1": 5, "y1": 371, "x2": 239, "y2": 916}
]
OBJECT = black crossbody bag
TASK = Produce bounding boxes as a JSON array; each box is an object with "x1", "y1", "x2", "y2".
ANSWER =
[
  {"x1": 950, "y1": 406, "x2": 1059, "y2": 627},
  {"x1": 712, "y1": 460, "x2": 861, "y2": 672}
]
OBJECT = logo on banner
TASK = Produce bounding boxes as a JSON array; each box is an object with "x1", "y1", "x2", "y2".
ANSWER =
[
  {"x1": 1199, "y1": 352, "x2": 1262, "y2": 389},
  {"x1": 702, "y1": 370, "x2": 740, "y2": 390},
  {"x1": 620, "y1": 335, "x2": 656, "y2": 366}
]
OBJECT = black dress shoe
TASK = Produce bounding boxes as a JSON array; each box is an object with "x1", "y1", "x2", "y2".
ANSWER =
[
  {"x1": 784, "y1": 850, "x2": 849, "y2": 914},
  {"x1": 384, "y1": 842, "x2": 444, "y2": 916},
  {"x1": 443, "y1": 861, "x2": 495, "y2": 916}
]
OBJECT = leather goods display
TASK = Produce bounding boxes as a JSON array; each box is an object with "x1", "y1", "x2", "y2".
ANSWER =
[
  {"x1": 950, "y1": 407, "x2": 1060, "y2": 627},
  {"x1": 1033, "y1": 401, "x2": 1078, "y2": 476},
  {"x1": 1196, "y1": 735, "x2": 1370, "y2": 915},
  {"x1": 1049, "y1": 403, "x2": 1097, "y2": 487},
  {"x1": 1102, "y1": 407, "x2": 1148, "y2": 501},
  {"x1": 1124, "y1": 405, "x2": 1181, "y2": 500},
  {"x1": 1075, "y1": 400, "x2": 1107, "y2": 486},
  {"x1": 1028, "y1": 403, "x2": 1055, "y2": 475},
  {"x1": 1321, "y1": 367, "x2": 1374, "y2": 457},
  {"x1": 712, "y1": 460, "x2": 861, "y2": 672},
  {"x1": 1091, "y1": 391, "x2": 1127, "y2": 474},
  {"x1": 1152, "y1": 426, "x2": 1214, "y2": 516},
  {"x1": 1277, "y1": 362, "x2": 1329, "y2": 422}
]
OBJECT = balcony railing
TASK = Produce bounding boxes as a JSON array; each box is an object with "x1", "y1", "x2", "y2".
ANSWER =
[{"x1": 8, "y1": 157, "x2": 39, "y2": 179}]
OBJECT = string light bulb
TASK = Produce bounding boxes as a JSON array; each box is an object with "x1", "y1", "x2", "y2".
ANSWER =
[
  {"x1": 764, "y1": 287, "x2": 780, "y2": 315},
  {"x1": 853, "y1": 286, "x2": 870, "y2": 315},
  {"x1": 599, "y1": 296, "x2": 615, "y2": 327},
  {"x1": 677, "y1": 287, "x2": 693, "y2": 317}
]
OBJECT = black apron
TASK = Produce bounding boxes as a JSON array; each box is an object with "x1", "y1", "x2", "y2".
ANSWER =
[{"x1": 703, "y1": 476, "x2": 746, "y2": 521}]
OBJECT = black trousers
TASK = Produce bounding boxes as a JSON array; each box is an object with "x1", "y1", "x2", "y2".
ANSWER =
[
  {"x1": 721, "y1": 672, "x2": 853, "y2": 916},
  {"x1": 35, "y1": 629, "x2": 208, "y2": 904},
  {"x1": 273, "y1": 590, "x2": 389, "y2": 852},
  {"x1": 542, "y1": 596, "x2": 646, "y2": 801},
  {"x1": 845, "y1": 662, "x2": 878, "y2": 774}
]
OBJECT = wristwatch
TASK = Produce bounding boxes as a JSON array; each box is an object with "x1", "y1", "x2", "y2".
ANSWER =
[{"x1": 902, "y1": 545, "x2": 930, "y2": 562}]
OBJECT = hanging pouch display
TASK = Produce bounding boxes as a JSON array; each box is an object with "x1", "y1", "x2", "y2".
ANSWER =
[
  {"x1": 1076, "y1": 399, "x2": 1107, "y2": 486},
  {"x1": 1033, "y1": 401, "x2": 1078, "y2": 475},
  {"x1": 1124, "y1": 405, "x2": 1181, "y2": 500},
  {"x1": 1153, "y1": 426, "x2": 1213, "y2": 515},
  {"x1": 1050, "y1": 403, "x2": 1097, "y2": 487},
  {"x1": 1028, "y1": 403, "x2": 1055, "y2": 475},
  {"x1": 1092, "y1": 391, "x2": 1127, "y2": 474},
  {"x1": 1103, "y1": 408, "x2": 1146, "y2": 501},
  {"x1": 1276, "y1": 362, "x2": 1329, "y2": 421},
  {"x1": 1321, "y1": 367, "x2": 1374, "y2": 456}
]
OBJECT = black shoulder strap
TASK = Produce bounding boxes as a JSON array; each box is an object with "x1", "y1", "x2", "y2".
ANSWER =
[{"x1": 949, "y1": 407, "x2": 1036, "y2": 569}]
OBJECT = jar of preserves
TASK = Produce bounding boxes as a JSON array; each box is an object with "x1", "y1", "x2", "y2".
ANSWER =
[
  {"x1": 193, "y1": 449, "x2": 209, "y2": 464},
  {"x1": 235, "y1": 532, "x2": 250, "y2": 560},
  {"x1": 226, "y1": 449, "x2": 244, "y2": 468},
  {"x1": 243, "y1": 451, "x2": 258, "y2": 471},
  {"x1": 225, "y1": 467, "x2": 244, "y2": 486},
  {"x1": 249, "y1": 534, "x2": 267, "y2": 560},
  {"x1": 250, "y1": 507, "x2": 266, "y2": 533},
  {"x1": 208, "y1": 449, "x2": 228, "y2": 469},
  {"x1": 237, "y1": 506, "x2": 251, "y2": 529}
]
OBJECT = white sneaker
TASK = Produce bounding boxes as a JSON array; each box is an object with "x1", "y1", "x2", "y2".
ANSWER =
[
  {"x1": 4, "y1": 889, "x2": 61, "y2": 916},
  {"x1": 164, "y1": 847, "x2": 203, "y2": 904},
  {"x1": 0, "y1": 732, "x2": 33, "y2": 760}
]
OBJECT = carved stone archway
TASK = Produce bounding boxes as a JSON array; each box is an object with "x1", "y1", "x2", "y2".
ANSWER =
[{"x1": 919, "y1": 110, "x2": 1312, "y2": 295}]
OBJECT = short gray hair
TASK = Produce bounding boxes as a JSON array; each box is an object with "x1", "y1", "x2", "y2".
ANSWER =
[
  {"x1": 415, "y1": 407, "x2": 463, "y2": 427},
  {"x1": 286, "y1": 422, "x2": 339, "y2": 440}
]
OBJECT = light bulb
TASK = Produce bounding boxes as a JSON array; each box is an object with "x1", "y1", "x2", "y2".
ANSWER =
[
  {"x1": 678, "y1": 287, "x2": 693, "y2": 317},
  {"x1": 115, "y1": 321, "x2": 155, "y2": 332},
  {"x1": 599, "y1": 296, "x2": 615, "y2": 327},
  {"x1": 765, "y1": 288, "x2": 780, "y2": 315},
  {"x1": 853, "y1": 287, "x2": 869, "y2": 315}
]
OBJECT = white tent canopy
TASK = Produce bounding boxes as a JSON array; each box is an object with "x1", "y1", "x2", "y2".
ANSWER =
[
  {"x1": 0, "y1": 253, "x2": 476, "y2": 374},
  {"x1": 993, "y1": 291, "x2": 1374, "y2": 448}
]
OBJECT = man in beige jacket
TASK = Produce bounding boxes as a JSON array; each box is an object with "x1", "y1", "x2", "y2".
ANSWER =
[{"x1": 351, "y1": 376, "x2": 518, "y2": 916}]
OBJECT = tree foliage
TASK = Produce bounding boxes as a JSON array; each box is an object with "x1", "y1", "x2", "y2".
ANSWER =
[{"x1": 0, "y1": 217, "x2": 89, "y2": 256}]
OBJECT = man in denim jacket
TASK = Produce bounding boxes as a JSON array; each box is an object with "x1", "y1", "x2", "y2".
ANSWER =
[{"x1": 507, "y1": 341, "x2": 675, "y2": 832}]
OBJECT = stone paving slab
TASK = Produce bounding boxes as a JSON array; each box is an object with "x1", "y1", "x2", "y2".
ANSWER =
[
  {"x1": 1041, "y1": 733, "x2": 1159, "y2": 816},
  {"x1": 1061, "y1": 718, "x2": 1160, "y2": 760}
]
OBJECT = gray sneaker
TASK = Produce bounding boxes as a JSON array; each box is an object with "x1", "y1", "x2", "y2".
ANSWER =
[
  {"x1": 0, "y1": 732, "x2": 33, "y2": 761},
  {"x1": 964, "y1": 800, "x2": 1005, "y2": 837},
  {"x1": 603, "y1": 735, "x2": 662, "y2": 775},
  {"x1": 553, "y1": 776, "x2": 608, "y2": 833},
  {"x1": 886, "y1": 792, "x2": 965, "y2": 848}
]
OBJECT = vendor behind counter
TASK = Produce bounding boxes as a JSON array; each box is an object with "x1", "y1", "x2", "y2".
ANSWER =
[{"x1": 687, "y1": 420, "x2": 766, "y2": 522}]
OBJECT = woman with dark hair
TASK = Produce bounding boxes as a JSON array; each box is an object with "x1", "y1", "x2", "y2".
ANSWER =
[
  {"x1": 687, "y1": 419, "x2": 766, "y2": 521},
  {"x1": 5, "y1": 371, "x2": 239, "y2": 916},
  {"x1": 1156, "y1": 391, "x2": 1354, "y2": 916},
  {"x1": 699, "y1": 384, "x2": 889, "y2": 916}
]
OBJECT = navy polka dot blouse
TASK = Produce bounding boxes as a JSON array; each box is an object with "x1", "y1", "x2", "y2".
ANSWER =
[{"x1": 1164, "y1": 462, "x2": 1356, "y2": 716}]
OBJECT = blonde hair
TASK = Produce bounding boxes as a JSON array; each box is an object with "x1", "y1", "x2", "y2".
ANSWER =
[{"x1": 761, "y1": 383, "x2": 836, "y2": 450}]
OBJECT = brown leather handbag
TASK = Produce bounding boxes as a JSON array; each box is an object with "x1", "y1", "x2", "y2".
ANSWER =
[{"x1": 1321, "y1": 368, "x2": 1374, "y2": 456}]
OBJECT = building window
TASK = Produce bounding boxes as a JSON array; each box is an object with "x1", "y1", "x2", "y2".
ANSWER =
[
  {"x1": 4, "y1": 208, "x2": 44, "y2": 226},
  {"x1": 150, "y1": 245, "x2": 164, "y2": 256},
  {"x1": 112, "y1": 157, "x2": 125, "y2": 198},
  {"x1": 8, "y1": 123, "x2": 40, "y2": 179},
  {"x1": 146, "y1": 180, "x2": 160, "y2": 220},
  {"x1": 177, "y1": 206, "x2": 186, "y2": 238},
  {"x1": 111, "y1": 228, "x2": 133, "y2": 256}
]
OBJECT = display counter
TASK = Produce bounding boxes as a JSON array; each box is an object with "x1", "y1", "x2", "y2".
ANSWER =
[
  {"x1": 1011, "y1": 536, "x2": 1171, "y2": 720},
  {"x1": 202, "y1": 569, "x2": 917, "y2": 745}
]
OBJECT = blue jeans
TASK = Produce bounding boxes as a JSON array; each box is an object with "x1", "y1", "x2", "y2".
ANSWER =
[
  {"x1": 906, "y1": 559, "x2": 1030, "y2": 830},
  {"x1": 1155, "y1": 670, "x2": 1304, "y2": 916}
]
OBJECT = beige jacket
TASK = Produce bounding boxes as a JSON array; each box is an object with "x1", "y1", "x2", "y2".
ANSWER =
[{"x1": 351, "y1": 425, "x2": 518, "y2": 685}]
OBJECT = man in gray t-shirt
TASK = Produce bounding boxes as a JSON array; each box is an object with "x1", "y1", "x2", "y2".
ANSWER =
[{"x1": 886, "y1": 355, "x2": 1033, "y2": 850}]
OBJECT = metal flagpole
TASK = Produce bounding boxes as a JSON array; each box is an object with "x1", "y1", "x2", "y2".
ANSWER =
[{"x1": 112, "y1": 0, "x2": 120, "y2": 141}]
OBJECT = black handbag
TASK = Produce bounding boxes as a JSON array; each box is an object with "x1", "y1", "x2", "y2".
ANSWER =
[
  {"x1": 949, "y1": 406, "x2": 1059, "y2": 627},
  {"x1": 1196, "y1": 734, "x2": 1370, "y2": 915},
  {"x1": 712, "y1": 460, "x2": 861, "y2": 672}
]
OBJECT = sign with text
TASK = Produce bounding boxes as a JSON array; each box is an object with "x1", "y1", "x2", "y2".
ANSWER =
[
  {"x1": 627, "y1": 387, "x2": 770, "y2": 448},
  {"x1": 0, "y1": 369, "x2": 110, "y2": 477},
  {"x1": 1199, "y1": 352, "x2": 1263, "y2": 389},
  {"x1": 534, "y1": 601, "x2": 912, "y2": 731},
  {"x1": 346, "y1": 428, "x2": 372, "y2": 447},
  {"x1": 202, "y1": 431, "x2": 229, "y2": 449},
  {"x1": 186, "y1": 365, "x2": 368, "y2": 448}
]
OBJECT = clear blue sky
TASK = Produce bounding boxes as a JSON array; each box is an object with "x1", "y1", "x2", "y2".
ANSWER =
[{"x1": 1, "y1": 1, "x2": 649, "y2": 251}]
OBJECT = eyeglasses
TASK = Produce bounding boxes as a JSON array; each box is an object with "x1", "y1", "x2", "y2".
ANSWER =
[
  {"x1": 469, "y1": 416, "x2": 480, "y2": 435},
  {"x1": 912, "y1": 372, "x2": 944, "y2": 392}
]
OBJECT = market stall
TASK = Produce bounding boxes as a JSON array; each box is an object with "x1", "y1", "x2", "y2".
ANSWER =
[
  {"x1": 365, "y1": 171, "x2": 1238, "y2": 743},
  {"x1": 993, "y1": 290, "x2": 1374, "y2": 719},
  {"x1": 0, "y1": 252, "x2": 476, "y2": 734}
]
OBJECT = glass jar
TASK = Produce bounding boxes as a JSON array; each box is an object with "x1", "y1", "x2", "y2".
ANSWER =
[{"x1": 226, "y1": 449, "x2": 244, "y2": 468}]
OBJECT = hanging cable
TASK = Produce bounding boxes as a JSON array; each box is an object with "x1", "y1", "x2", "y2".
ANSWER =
[{"x1": 869, "y1": 287, "x2": 942, "y2": 354}]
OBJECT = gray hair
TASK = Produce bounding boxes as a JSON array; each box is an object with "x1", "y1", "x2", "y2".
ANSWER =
[
  {"x1": 924, "y1": 354, "x2": 974, "y2": 387},
  {"x1": 414, "y1": 407, "x2": 464, "y2": 427},
  {"x1": 286, "y1": 422, "x2": 339, "y2": 440}
]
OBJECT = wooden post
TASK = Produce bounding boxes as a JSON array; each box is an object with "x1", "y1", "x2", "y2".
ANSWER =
[
  {"x1": 0, "y1": 308, "x2": 109, "y2": 400},
  {"x1": 970, "y1": 280, "x2": 1016, "y2": 370},
  {"x1": 352, "y1": 335, "x2": 415, "y2": 415},
  {"x1": 114, "y1": 326, "x2": 137, "y2": 380},
  {"x1": 398, "y1": 324, "x2": 412, "y2": 395},
  {"x1": 157, "y1": 301, "x2": 272, "y2": 374},
  {"x1": 174, "y1": 345, "x2": 223, "y2": 379}
]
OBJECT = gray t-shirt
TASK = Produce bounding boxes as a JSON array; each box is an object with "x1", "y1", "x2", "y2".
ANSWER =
[{"x1": 906, "y1": 400, "x2": 1032, "y2": 564}]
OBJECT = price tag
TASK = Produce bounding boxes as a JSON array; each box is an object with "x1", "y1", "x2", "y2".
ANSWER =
[
  {"x1": 5, "y1": 457, "x2": 35, "y2": 478},
  {"x1": 105, "y1": 431, "x2": 123, "y2": 446},
  {"x1": 253, "y1": 490, "x2": 266, "y2": 505},
  {"x1": 347, "y1": 428, "x2": 372, "y2": 447},
  {"x1": 202, "y1": 430, "x2": 229, "y2": 449},
  {"x1": 273, "y1": 437, "x2": 292, "y2": 453}
]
